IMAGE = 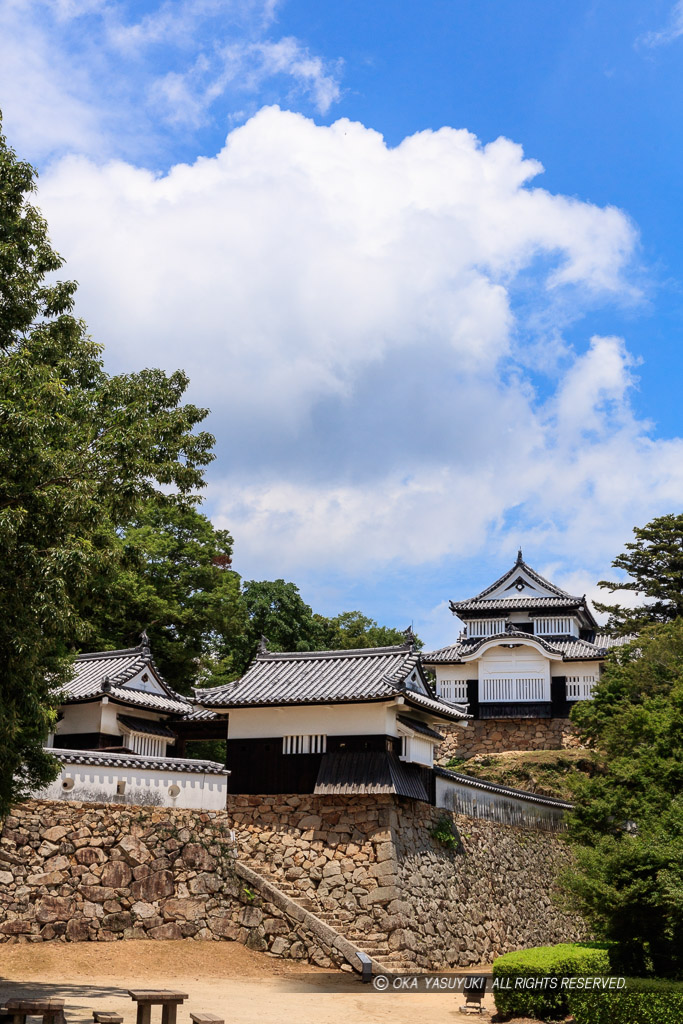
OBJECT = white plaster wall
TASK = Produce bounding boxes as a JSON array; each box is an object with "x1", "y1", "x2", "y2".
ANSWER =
[
  {"x1": 55, "y1": 702, "x2": 104, "y2": 736},
  {"x1": 550, "y1": 660, "x2": 599, "y2": 679},
  {"x1": 435, "y1": 665, "x2": 471, "y2": 685},
  {"x1": 226, "y1": 702, "x2": 399, "y2": 740},
  {"x1": 477, "y1": 644, "x2": 550, "y2": 681},
  {"x1": 36, "y1": 761, "x2": 227, "y2": 810},
  {"x1": 100, "y1": 702, "x2": 167, "y2": 733}
]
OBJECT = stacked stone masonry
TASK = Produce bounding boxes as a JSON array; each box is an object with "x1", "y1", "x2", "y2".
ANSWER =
[
  {"x1": 436, "y1": 719, "x2": 583, "y2": 763},
  {"x1": 1, "y1": 795, "x2": 585, "y2": 970},
  {"x1": 228, "y1": 792, "x2": 585, "y2": 969},
  {"x1": 0, "y1": 801, "x2": 342, "y2": 967}
]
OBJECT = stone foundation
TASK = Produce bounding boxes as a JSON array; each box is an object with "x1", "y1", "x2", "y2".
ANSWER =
[
  {"x1": 436, "y1": 718, "x2": 583, "y2": 763},
  {"x1": 0, "y1": 801, "x2": 339, "y2": 966},
  {"x1": 228, "y1": 792, "x2": 584, "y2": 968},
  {"x1": 1, "y1": 795, "x2": 585, "y2": 970}
]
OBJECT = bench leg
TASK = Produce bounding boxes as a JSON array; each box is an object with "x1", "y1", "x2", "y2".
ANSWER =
[
  {"x1": 136, "y1": 1005, "x2": 152, "y2": 1024},
  {"x1": 161, "y1": 1006, "x2": 177, "y2": 1024}
]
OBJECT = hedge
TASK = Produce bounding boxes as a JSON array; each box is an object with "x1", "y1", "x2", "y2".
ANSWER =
[
  {"x1": 492, "y1": 942, "x2": 612, "y2": 1021},
  {"x1": 569, "y1": 978, "x2": 683, "y2": 1024}
]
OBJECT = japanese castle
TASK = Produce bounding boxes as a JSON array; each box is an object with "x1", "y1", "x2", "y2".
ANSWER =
[{"x1": 423, "y1": 550, "x2": 628, "y2": 720}]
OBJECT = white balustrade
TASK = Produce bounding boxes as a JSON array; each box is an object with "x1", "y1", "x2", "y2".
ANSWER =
[
  {"x1": 438, "y1": 679, "x2": 468, "y2": 702},
  {"x1": 465, "y1": 619, "x2": 506, "y2": 638},
  {"x1": 480, "y1": 676, "x2": 548, "y2": 702},
  {"x1": 566, "y1": 676, "x2": 597, "y2": 700}
]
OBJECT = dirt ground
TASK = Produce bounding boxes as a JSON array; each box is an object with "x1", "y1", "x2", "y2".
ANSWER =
[{"x1": 0, "y1": 940, "x2": 505, "y2": 1024}]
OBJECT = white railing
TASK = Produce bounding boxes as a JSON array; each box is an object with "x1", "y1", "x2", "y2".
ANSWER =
[
  {"x1": 480, "y1": 676, "x2": 548, "y2": 703},
  {"x1": 566, "y1": 676, "x2": 597, "y2": 701},
  {"x1": 465, "y1": 619, "x2": 506, "y2": 638},
  {"x1": 438, "y1": 679, "x2": 468, "y2": 702},
  {"x1": 129, "y1": 733, "x2": 167, "y2": 758},
  {"x1": 534, "y1": 617, "x2": 576, "y2": 636},
  {"x1": 282, "y1": 734, "x2": 327, "y2": 754}
]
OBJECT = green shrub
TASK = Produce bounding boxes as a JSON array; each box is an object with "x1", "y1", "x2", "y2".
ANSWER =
[
  {"x1": 492, "y1": 942, "x2": 612, "y2": 1021},
  {"x1": 429, "y1": 815, "x2": 459, "y2": 850},
  {"x1": 570, "y1": 978, "x2": 683, "y2": 1024}
]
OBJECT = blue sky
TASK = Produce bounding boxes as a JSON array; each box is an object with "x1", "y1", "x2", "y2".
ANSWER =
[{"x1": 2, "y1": 0, "x2": 683, "y2": 647}]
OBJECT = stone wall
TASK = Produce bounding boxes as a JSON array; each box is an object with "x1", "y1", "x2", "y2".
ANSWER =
[
  {"x1": 392, "y1": 800, "x2": 585, "y2": 969},
  {"x1": 228, "y1": 792, "x2": 585, "y2": 969},
  {"x1": 1, "y1": 795, "x2": 585, "y2": 970},
  {"x1": 0, "y1": 800, "x2": 344, "y2": 966},
  {"x1": 436, "y1": 719, "x2": 583, "y2": 763}
]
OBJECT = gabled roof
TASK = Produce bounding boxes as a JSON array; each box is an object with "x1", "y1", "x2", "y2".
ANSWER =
[
  {"x1": 449, "y1": 550, "x2": 598, "y2": 629},
  {"x1": 473, "y1": 550, "x2": 572, "y2": 601},
  {"x1": 60, "y1": 641, "x2": 191, "y2": 715},
  {"x1": 118, "y1": 714, "x2": 177, "y2": 738},
  {"x1": 195, "y1": 643, "x2": 468, "y2": 721},
  {"x1": 423, "y1": 630, "x2": 614, "y2": 664}
]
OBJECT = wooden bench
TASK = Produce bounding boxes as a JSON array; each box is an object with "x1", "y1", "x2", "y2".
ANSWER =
[
  {"x1": 128, "y1": 991, "x2": 188, "y2": 1024},
  {"x1": 5, "y1": 998, "x2": 65, "y2": 1024},
  {"x1": 459, "y1": 988, "x2": 486, "y2": 1014},
  {"x1": 93, "y1": 1013, "x2": 124, "y2": 1024},
  {"x1": 190, "y1": 1014, "x2": 224, "y2": 1024}
]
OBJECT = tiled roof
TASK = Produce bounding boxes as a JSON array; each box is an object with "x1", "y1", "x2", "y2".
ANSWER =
[
  {"x1": 397, "y1": 715, "x2": 444, "y2": 741},
  {"x1": 46, "y1": 747, "x2": 228, "y2": 775},
  {"x1": 450, "y1": 596, "x2": 584, "y2": 613},
  {"x1": 548, "y1": 638, "x2": 609, "y2": 660},
  {"x1": 314, "y1": 751, "x2": 430, "y2": 801},
  {"x1": 474, "y1": 553, "x2": 573, "y2": 601},
  {"x1": 401, "y1": 689, "x2": 468, "y2": 720},
  {"x1": 196, "y1": 644, "x2": 468, "y2": 721},
  {"x1": 433, "y1": 767, "x2": 573, "y2": 809},
  {"x1": 596, "y1": 633, "x2": 638, "y2": 649},
  {"x1": 423, "y1": 631, "x2": 621, "y2": 664},
  {"x1": 181, "y1": 706, "x2": 223, "y2": 722},
  {"x1": 117, "y1": 715, "x2": 177, "y2": 738},
  {"x1": 449, "y1": 553, "x2": 597, "y2": 629},
  {"x1": 61, "y1": 644, "x2": 192, "y2": 715}
]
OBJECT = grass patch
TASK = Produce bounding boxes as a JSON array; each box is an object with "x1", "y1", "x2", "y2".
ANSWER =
[{"x1": 444, "y1": 748, "x2": 602, "y2": 800}]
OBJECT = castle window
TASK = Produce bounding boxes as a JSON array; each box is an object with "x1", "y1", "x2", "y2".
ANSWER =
[
  {"x1": 282, "y1": 734, "x2": 327, "y2": 754},
  {"x1": 437, "y1": 678, "x2": 468, "y2": 702},
  {"x1": 534, "y1": 617, "x2": 575, "y2": 636},
  {"x1": 566, "y1": 675, "x2": 597, "y2": 700},
  {"x1": 465, "y1": 619, "x2": 506, "y2": 638}
]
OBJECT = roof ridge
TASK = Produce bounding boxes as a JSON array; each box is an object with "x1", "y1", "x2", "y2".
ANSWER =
[
  {"x1": 256, "y1": 643, "x2": 412, "y2": 661},
  {"x1": 75, "y1": 644, "x2": 147, "y2": 661},
  {"x1": 472, "y1": 557, "x2": 572, "y2": 601}
]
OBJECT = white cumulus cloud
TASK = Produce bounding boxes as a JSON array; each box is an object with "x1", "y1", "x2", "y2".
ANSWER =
[{"x1": 33, "y1": 107, "x2": 682, "y2": 589}]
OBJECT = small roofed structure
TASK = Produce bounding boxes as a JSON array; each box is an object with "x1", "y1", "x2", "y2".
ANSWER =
[
  {"x1": 52, "y1": 637, "x2": 193, "y2": 756},
  {"x1": 195, "y1": 640, "x2": 468, "y2": 798},
  {"x1": 423, "y1": 550, "x2": 634, "y2": 721},
  {"x1": 42, "y1": 636, "x2": 230, "y2": 808}
]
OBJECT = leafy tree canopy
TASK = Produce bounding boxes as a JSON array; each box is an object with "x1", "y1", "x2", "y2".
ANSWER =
[
  {"x1": 0, "y1": 117, "x2": 214, "y2": 815},
  {"x1": 595, "y1": 513, "x2": 683, "y2": 634},
  {"x1": 562, "y1": 621, "x2": 683, "y2": 977},
  {"x1": 80, "y1": 500, "x2": 246, "y2": 694},
  {"x1": 229, "y1": 579, "x2": 414, "y2": 676}
]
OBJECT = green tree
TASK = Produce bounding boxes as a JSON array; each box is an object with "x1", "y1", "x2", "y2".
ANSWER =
[
  {"x1": 80, "y1": 501, "x2": 246, "y2": 694},
  {"x1": 562, "y1": 621, "x2": 683, "y2": 976},
  {"x1": 312, "y1": 610, "x2": 417, "y2": 651},
  {"x1": 596, "y1": 513, "x2": 683, "y2": 634},
  {"x1": 0, "y1": 118, "x2": 213, "y2": 814},
  {"x1": 231, "y1": 579, "x2": 415, "y2": 675},
  {"x1": 231, "y1": 579, "x2": 318, "y2": 673}
]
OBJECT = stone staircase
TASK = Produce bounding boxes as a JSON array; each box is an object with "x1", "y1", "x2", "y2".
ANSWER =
[{"x1": 238, "y1": 857, "x2": 412, "y2": 974}]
